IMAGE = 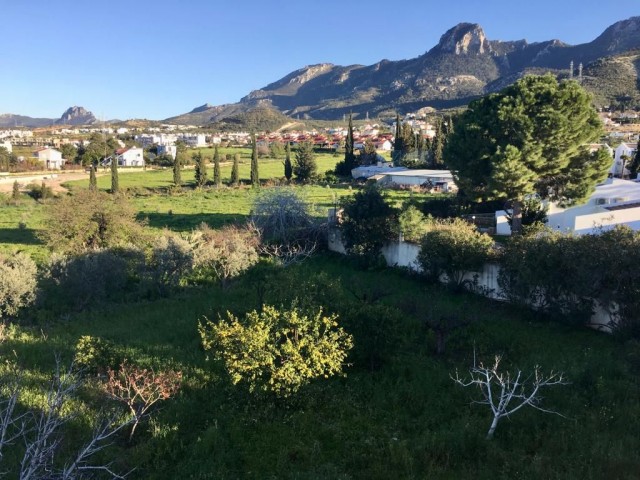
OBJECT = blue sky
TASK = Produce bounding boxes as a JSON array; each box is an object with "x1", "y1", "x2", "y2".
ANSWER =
[{"x1": 2, "y1": 0, "x2": 637, "y2": 120}]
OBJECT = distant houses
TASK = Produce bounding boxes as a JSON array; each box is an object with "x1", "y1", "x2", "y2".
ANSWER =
[{"x1": 115, "y1": 147, "x2": 145, "y2": 167}]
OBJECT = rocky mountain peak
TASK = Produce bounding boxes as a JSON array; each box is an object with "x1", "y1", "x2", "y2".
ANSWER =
[
  {"x1": 433, "y1": 23, "x2": 491, "y2": 55},
  {"x1": 56, "y1": 106, "x2": 96, "y2": 125},
  {"x1": 592, "y1": 16, "x2": 640, "y2": 53}
]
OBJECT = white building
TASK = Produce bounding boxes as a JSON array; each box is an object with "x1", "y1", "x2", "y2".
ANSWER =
[
  {"x1": 613, "y1": 143, "x2": 638, "y2": 177},
  {"x1": 496, "y1": 178, "x2": 640, "y2": 236},
  {"x1": 377, "y1": 169, "x2": 457, "y2": 192},
  {"x1": 33, "y1": 147, "x2": 65, "y2": 169},
  {"x1": 157, "y1": 144, "x2": 177, "y2": 159},
  {"x1": 1, "y1": 141, "x2": 12, "y2": 153},
  {"x1": 116, "y1": 147, "x2": 144, "y2": 167},
  {"x1": 180, "y1": 134, "x2": 206, "y2": 147},
  {"x1": 351, "y1": 164, "x2": 407, "y2": 179}
]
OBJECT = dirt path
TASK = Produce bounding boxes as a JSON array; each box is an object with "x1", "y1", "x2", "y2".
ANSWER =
[{"x1": 0, "y1": 169, "x2": 134, "y2": 194}]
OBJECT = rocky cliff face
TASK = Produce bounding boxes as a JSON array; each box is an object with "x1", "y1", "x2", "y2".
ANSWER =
[
  {"x1": 55, "y1": 106, "x2": 97, "y2": 125},
  {"x1": 431, "y1": 23, "x2": 492, "y2": 55}
]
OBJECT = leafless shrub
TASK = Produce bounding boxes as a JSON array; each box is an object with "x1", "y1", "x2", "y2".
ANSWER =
[
  {"x1": 250, "y1": 188, "x2": 324, "y2": 264},
  {"x1": 0, "y1": 360, "x2": 134, "y2": 479},
  {"x1": 104, "y1": 361, "x2": 182, "y2": 440},
  {"x1": 452, "y1": 353, "x2": 568, "y2": 439}
]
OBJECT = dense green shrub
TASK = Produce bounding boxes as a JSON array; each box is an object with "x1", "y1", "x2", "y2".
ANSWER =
[
  {"x1": 39, "y1": 190, "x2": 148, "y2": 254},
  {"x1": 498, "y1": 226, "x2": 640, "y2": 331},
  {"x1": 200, "y1": 305, "x2": 353, "y2": 397},
  {"x1": 43, "y1": 248, "x2": 142, "y2": 310},
  {"x1": 418, "y1": 218, "x2": 494, "y2": 288},
  {"x1": 0, "y1": 253, "x2": 38, "y2": 320},
  {"x1": 398, "y1": 205, "x2": 430, "y2": 243},
  {"x1": 339, "y1": 184, "x2": 397, "y2": 261},
  {"x1": 74, "y1": 335, "x2": 120, "y2": 375}
]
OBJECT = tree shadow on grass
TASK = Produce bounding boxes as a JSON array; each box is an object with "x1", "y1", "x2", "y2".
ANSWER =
[
  {"x1": 140, "y1": 213, "x2": 249, "y2": 232},
  {"x1": 0, "y1": 228, "x2": 42, "y2": 246}
]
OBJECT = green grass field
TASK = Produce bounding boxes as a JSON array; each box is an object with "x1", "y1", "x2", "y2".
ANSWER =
[
  {"x1": 1, "y1": 149, "x2": 639, "y2": 478},
  {"x1": 2, "y1": 255, "x2": 640, "y2": 479}
]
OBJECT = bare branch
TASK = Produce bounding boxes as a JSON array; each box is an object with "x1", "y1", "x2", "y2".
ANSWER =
[{"x1": 452, "y1": 352, "x2": 569, "y2": 439}]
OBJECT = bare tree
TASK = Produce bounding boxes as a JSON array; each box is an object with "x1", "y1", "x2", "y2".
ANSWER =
[
  {"x1": 452, "y1": 354, "x2": 568, "y2": 439},
  {"x1": 250, "y1": 188, "x2": 324, "y2": 264},
  {"x1": 0, "y1": 359, "x2": 135, "y2": 479},
  {"x1": 104, "y1": 361, "x2": 182, "y2": 440}
]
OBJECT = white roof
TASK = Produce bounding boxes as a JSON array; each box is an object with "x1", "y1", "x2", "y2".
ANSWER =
[
  {"x1": 592, "y1": 178, "x2": 640, "y2": 204},
  {"x1": 385, "y1": 169, "x2": 454, "y2": 180}
]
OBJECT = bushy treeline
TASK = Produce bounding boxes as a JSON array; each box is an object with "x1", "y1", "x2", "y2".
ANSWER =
[
  {"x1": 338, "y1": 184, "x2": 640, "y2": 335},
  {"x1": 1, "y1": 187, "x2": 327, "y2": 320}
]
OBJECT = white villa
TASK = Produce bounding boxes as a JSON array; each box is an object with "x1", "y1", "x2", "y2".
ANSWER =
[
  {"x1": 1, "y1": 141, "x2": 12, "y2": 153},
  {"x1": 33, "y1": 147, "x2": 65, "y2": 169},
  {"x1": 496, "y1": 178, "x2": 640, "y2": 235},
  {"x1": 115, "y1": 147, "x2": 144, "y2": 167}
]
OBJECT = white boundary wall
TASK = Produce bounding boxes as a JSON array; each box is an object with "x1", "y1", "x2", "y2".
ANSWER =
[{"x1": 328, "y1": 228, "x2": 614, "y2": 331}]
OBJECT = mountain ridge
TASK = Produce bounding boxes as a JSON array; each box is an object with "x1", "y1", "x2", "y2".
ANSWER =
[{"x1": 167, "y1": 16, "x2": 640, "y2": 124}]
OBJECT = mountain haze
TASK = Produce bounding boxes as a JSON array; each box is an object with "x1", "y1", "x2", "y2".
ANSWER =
[{"x1": 168, "y1": 16, "x2": 640, "y2": 124}]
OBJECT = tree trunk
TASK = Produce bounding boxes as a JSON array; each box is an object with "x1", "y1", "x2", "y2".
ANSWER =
[
  {"x1": 486, "y1": 415, "x2": 500, "y2": 439},
  {"x1": 511, "y1": 199, "x2": 523, "y2": 235}
]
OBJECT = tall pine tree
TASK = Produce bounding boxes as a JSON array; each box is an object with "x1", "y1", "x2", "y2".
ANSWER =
[
  {"x1": 110, "y1": 155, "x2": 119, "y2": 194},
  {"x1": 284, "y1": 142, "x2": 293, "y2": 181},
  {"x1": 213, "y1": 144, "x2": 221, "y2": 187},
  {"x1": 231, "y1": 153, "x2": 240, "y2": 186},
  {"x1": 250, "y1": 133, "x2": 259, "y2": 187}
]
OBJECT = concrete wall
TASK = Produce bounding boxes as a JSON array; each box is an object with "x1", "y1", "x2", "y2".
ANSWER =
[{"x1": 328, "y1": 228, "x2": 615, "y2": 330}]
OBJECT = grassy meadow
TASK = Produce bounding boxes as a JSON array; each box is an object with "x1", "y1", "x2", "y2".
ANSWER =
[{"x1": 0, "y1": 152, "x2": 639, "y2": 478}]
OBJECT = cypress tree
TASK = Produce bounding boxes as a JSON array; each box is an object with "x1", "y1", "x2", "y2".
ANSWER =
[
  {"x1": 431, "y1": 118, "x2": 444, "y2": 167},
  {"x1": 111, "y1": 155, "x2": 119, "y2": 194},
  {"x1": 250, "y1": 133, "x2": 259, "y2": 187},
  {"x1": 345, "y1": 113, "x2": 355, "y2": 170},
  {"x1": 173, "y1": 154, "x2": 182, "y2": 187},
  {"x1": 194, "y1": 151, "x2": 208, "y2": 187},
  {"x1": 89, "y1": 164, "x2": 97, "y2": 192},
  {"x1": 231, "y1": 153, "x2": 240, "y2": 186},
  {"x1": 11, "y1": 180, "x2": 20, "y2": 201},
  {"x1": 213, "y1": 144, "x2": 221, "y2": 187},
  {"x1": 630, "y1": 138, "x2": 640, "y2": 179},
  {"x1": 393, "y1": 113, "x2": 404, "y2": 164},
  {"x1": 284, "y1": 142, "x2": 293, "y2": 181}
]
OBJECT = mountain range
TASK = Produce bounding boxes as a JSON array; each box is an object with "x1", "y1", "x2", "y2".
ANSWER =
[
  {"x1": 0, "y1": 106, "x2": 97, "y2": 128},
  {"x1": 166, "y1": 16, "x2": 640, "y2": 124},
  {"x1": 3, "y1": 17, "x2": 640, "y2": 129}
]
